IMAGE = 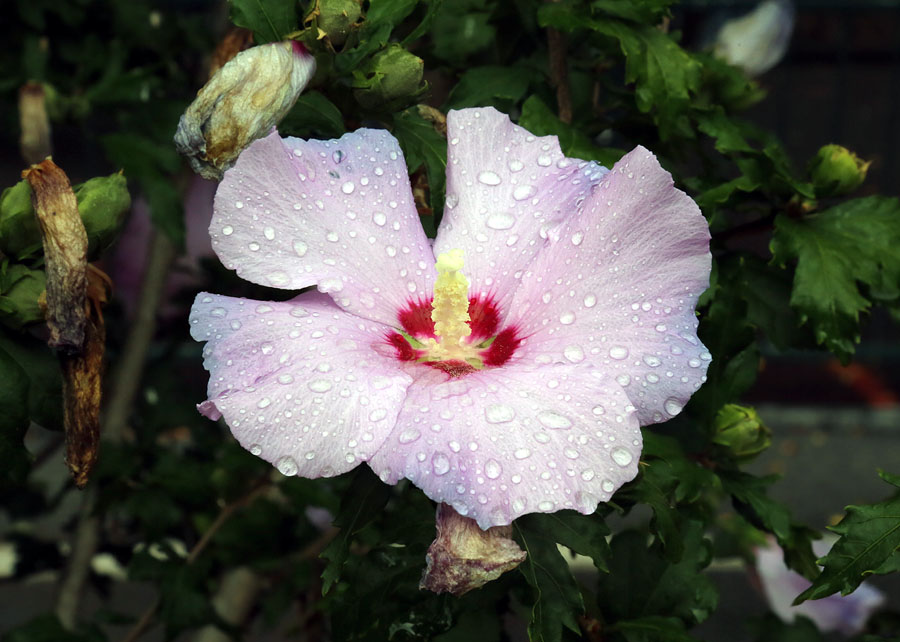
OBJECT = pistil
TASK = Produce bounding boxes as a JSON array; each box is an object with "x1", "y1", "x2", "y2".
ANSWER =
[{"x1": 428, "y1": 249, "x2": 472, "y2": 360}]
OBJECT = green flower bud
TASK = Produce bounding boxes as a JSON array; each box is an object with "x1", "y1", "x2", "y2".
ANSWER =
[
  {"x1": 0, "y1": 180, "x2": 42, "y2": 260},
  {"x1": 317, "y1": 0, "x2": 362, "y2": 47},
  {"x1": 0, "y1": 263, "x2": 46, "y2": 329},
  {"x1": 0, "y1": 173, "x2": 130, "y2": 261},
  {"x1": 713, "y1": 404, "x2": 772, "y2": 460},
  {"x1": 75, "y1": 173, "x2": 131, "y2": 255},
  {"x1": 353, "y1": 44, "x2": 425, "y2": 110},
  {"x1": 809, "y1": 144, "x2": 870, "y2": 197}
]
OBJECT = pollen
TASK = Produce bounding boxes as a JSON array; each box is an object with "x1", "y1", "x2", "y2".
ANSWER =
[{"x1": 429, "y1": 249, "x2": 472, "y2": 358}]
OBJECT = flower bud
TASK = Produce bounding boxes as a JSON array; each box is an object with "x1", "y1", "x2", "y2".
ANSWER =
[
  {"x1": 0, "y1": 263, "x2": 46, "y2": 329},
  {"x1": 0, "y1": 174, "x2": 131, "y2": 261},
  {"x1": 316, "y1": 0, "x2": 362, "y2": 47},
  {"x1": 809, "y1": 144, "x2": 870, "y2": 197},
  {"x1": 174, "y1": 41, "x2": 316, "y2": 180},
  {"x1": 353, "y1": 44, "x2": 424, "y2": 110},
  {"x1": 74, "y1": 173, "x2": 131, "y2": 255},
  {"x1": 420, "y1": 503, "x2": 526, "y2": 595},
  {"x1": 713, "y1": 404, "x2": 772, "y2": 460}
]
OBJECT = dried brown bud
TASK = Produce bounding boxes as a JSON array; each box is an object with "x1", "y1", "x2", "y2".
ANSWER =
[
  {"x1": 22, "y1": 159, "x2": 88, "y2": 350},
  {"x1": 420, "y1": 503, "x2": 526, "y2": 596},
  {"x1": 174, "y1": 41, "x2": 316, "y2": 180},
  {"x1": 19, "y1": 83, "x2": 52, "y2": 165}
]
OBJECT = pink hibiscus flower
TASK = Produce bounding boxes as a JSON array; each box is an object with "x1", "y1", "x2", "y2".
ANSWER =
[{"x1": 189, "y1": 107, "x2": 711, "y2": 529}]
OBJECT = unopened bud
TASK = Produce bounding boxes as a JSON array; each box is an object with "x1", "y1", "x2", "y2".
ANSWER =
[
  {"x1": 75, "y1": 173, "x2": 131, "y2": 255},
  {"x1": 420, "y1": 503, "x2": 526, "y2": 595},
  {"x1": 713, "y1": 404, "x2": 772, "y2": 460},
  {"x1": 353, "y1": 44, "x2": 424, "y2": 110},
  {"x1": 0, "y1": 264, "x2": 46, "y2": 329},
  {"x1": 316, "y1": 0, "x2": 362, "y2": 47},
  {"x1": 809, "y1": 145, "x2": 870, "y2": 197},
  {"x1": 174, "y1": 41, "x2": 316, "y2": 180},
  {"x1": 19, "y1": 83, "x2": 52, "y2": 165}
]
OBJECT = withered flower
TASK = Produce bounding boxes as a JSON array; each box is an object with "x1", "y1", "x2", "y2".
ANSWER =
[{"x1": 174, "y1": 41, "x2": 316, "y2": 180}]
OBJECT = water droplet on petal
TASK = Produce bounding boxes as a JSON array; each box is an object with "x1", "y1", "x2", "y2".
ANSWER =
[
  {"x1": 222, "y1": 225, "x2": 234, "y2": 236},
  {"x1": 571, "y1": 231, "x2": 584, "y2": 245},
  {"x1": 478, "y1": 170, "x2": 502, "y2": 185},
  {"x1": 277, "y1": 374, "x2": 294, "y2": 384},
  {"x1": 341, "y1": 181, "x2": 355, "y2": 194},
  {"x1": 513, "y1": 184, "x2": 535, "y2": 201},
  {"x1": 538, "y1": 410, "x2": 572, "y2": 429},
  {"x1": 210, "y1": 307, "x2": 227, "y2": 318},
  {"x1": 609, "y1": 346, "x2": 628, "y2": 360},
  {"x1": 308, "y1": 379, "x2": 332, "y2": 393},
  {"x1": 643, "y1": 355, "x2": 661, "y2": 367},
  {"x1": 398, "y1": 428, "x2": 421, "y2": 444},
  {"x1": 583, "y1": 294, "x2": 597, "y2": 308},
  {"x1": 664, "y1": 398, "x2": 683, "y2": 416},
  {"x1": 538, "y1": 500, "x2": 554, "y2": 511},
  {"x1": 601, "y1": 479, "x2": 615, "y2": 493},
  {"x1": 275, "y1": 456, "x2": 298, "y2": 476},
  {"x1": 484, "y1": 459, "x2": 502, "y2": 479},
  {"x1": 373, "y1": 212, "x2": 386, "y2": 226},
  {"x1": 581, "y1": 469, "x2": 595, "y2": 481},
  {"x1": 249, "y1": 443, "x2": 262, "y2": 456},
  {"x1": 564, "y1": 345, "x2": 585, "y2": 362},
  {"x1": 432, "y1": 452, "x2": 450, "y2": 476},
  {"x1": 293, "y1": 240, "x2": 308, "y2": 257},
  {"x1": 611, "y1": 447, "x2": 633, "y2": 467},
  {"x1": 508, "y1": 159, "x2": 524, "y2": 172},
  {"x1": 263, "y1": 226, "x2": 276, "y2": 240},
  {"x1": 559, "y1": 312, "x2": 575, "y2": 325},
  {"x1": 485, "y1": 404, "x2": 515, "y2": 424},
  {"x1": 514, "y1": 448, "x2": 531, "y2": 460},
  {"x1": 486, "y1": 213, "x2": 515, "y2": 230},
  {"x1": 537, "y1": 155, "x2": 552, "y2": 167}
]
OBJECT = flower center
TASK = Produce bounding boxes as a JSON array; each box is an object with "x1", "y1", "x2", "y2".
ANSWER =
[{"x1": 387, "y1": 250, "x2": 522, "y2": 376}]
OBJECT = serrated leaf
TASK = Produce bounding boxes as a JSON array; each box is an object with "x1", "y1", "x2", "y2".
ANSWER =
[
  {"x1": 695, "y1": 107, "x2": 755, "y2": 154},
  {"x1": 518, "y1": 510, "x2": 611, "y2": 573},
  {"x1": 770, "y1": 196, "x2": 900, "y2": 361},
  {"x1": 334, "y1": 0, "x2": 419, "y2": 73},
  {"x1": 596, "y1": 521, "x2": 717, "y2": 626},
  {"x1": 228, "y1": 0, "x2": 298, "y2": 43},
  {"x1": 795, "y1": 470, "x2": 900, "y2": 604},
  {"x1": 279, "y1": 91, "x2": 346, "y2": 139},
  {"x1": 514, "y1": 520, "x2": 584, "y2": 642},
  {"x1": 719, "y1": 470, "x2": 819, "y2": 579},
  {"x1": 446, "y1": 65, "x2": 534, "y2": 110},
  {"x1": 319, "y1": 467, "x2": 392, "y2": 594},
  {"x1": 392, "y1": 107, "x2": 447, "y2": 235},
  {"x1": 518, "y1": 95, "x2": 625, "y2": 167}
]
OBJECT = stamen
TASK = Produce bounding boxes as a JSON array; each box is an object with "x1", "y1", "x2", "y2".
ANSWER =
[{"x1": 430, "y1": 249, "x2": 471, "y2": 358}]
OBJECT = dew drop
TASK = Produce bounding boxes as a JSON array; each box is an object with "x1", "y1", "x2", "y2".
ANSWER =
[
  {"x1": 571, "y1": 231, "x2": 584, "y2": 246},
  {"x1": 583, "y1": 294, "x2": 597, "y2": 308},
  {"x1": 537, "y1": 155, "x2": 552, "y2": 167},
  {"x1": 308, "y1": 379, "x2": 332, "y2": 393},
  {"x1": 616, "y1": 374, "x2": 631, "y2": 386},
  {"x1": 643, "y1": 355, "x2": 661, "y2": 367},
  {"x1": 609, "y1": 346, "x2": 628, "y2": 360},
  {"x1": 432, "y1": 452, "x2": 450, "y2": 476},
  {"x1": 478, "y1": 170, "x2": 502, "y2": 186},
  {"x1": 222, "y1": 225, "x2": 234, "y2": 236},
  {"x1": 293, "y1": 240, "x2": 308, "y2": 257},
  {"x1": 559, "y1": 312, "x2": 576, "y2": 325},
  {"x1": 263, "y1": 226, "x2": 275, "y2": 240},
  {"x1": 341, "y1": 181, "x2": 355, "y2": 194},
  {"x1": 398, "y1": 428, "x2": 421, "y2": 444},
  {"x1": 486, "y1": 213, "x2": 515, "y2": 230},
  {"x1": 564, "y1": 345, "x2": 585, "y2": 362},
  {"x1": 277, "y1": 374, "x2": 294, "y2": 384},
  {"x1": 581, "y1": 469, "x2": 595, "y2": 481},
  {"x1": 485, "y1": 404, "x2": 515, "y2": 424},
  {"x1": 601, "y1": 479, "x2": 615, "y2": 493},
  {"x1": 513, "y1": 184, "x2": 535, "y2": 201},
  {"x1": 664, "y1": 398, "x2": 683, "y2": 416},
  {"x1": 611, "y1": 447, "x2": 633, "y2": 467},
  {"x1": 508, "y1": 159, "x2": 524, "y2": 172},
  {"x1": 210, "y1": 307, "x2": 227, "y2": 318},
  {"x1": 373, "y1": 212, "x2": 387, "y2": 226},
  {"x1": 538, "y1": 410, "x2": 572, "y2": 429},
  {"x1": 275, "y1": 456, "x2": 298, "y2": 476},
  {"x1": 514, "y1": 448, "x2": 531, "y2": 460},
  {"x1": 538, "y1": 501, "x2": 554, "y2": 511},
  {"x1": 484, "y1": 459, "x2": 502, "y2": 479},
  {"x1": 369, "y1": 408, "x2": 388, "y2": 421},
  {"x1": 249, "y1": 443, "x2": 262, "y2": 456}
]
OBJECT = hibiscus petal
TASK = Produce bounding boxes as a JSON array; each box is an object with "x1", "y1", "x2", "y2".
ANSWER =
[
  {"x1": 435, "y1": 107, "x2": 608, "y2": 320},
  {"x1": 507, "y1": 146, "x2": 712, "y2": 425},
  {"x1": 368, "y1": 364, "x2": 641, "y2": 529},
  {"x1": 210, "y1": 129, "x2": 436, "y2": 327},
  {"x1": 190, "y1": 291, "x2": 413, "y2": 477}
]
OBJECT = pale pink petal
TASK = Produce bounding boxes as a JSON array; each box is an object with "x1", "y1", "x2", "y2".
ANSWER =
[
  {"x1": 506, "y1": 146, "x2": 711, "y2": 425},
  {"x1": 756, "y1": 537, "x2": 885, "y2": 635},
  {"x1": 367, "y1": 364, "x2": 641, "y2": 529},
  {"x1": 210, "y1": 129, "x2": 436, "y2": 327},
  {"x1": 189, "y1": 291, "x2": 413, "y2": 477},
  {"x1": 434, "y1": 108, "x2": 608, "y2": 319}
]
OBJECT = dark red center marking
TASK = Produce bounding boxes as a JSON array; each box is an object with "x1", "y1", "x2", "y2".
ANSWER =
[{"x1": 387, "y1": 294, "x2": 520, "y2": 377}]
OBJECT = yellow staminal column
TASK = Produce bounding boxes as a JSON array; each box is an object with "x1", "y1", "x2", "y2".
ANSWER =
[{"x1": 429, "y1": 249, "x2": 471, "y2": 360}]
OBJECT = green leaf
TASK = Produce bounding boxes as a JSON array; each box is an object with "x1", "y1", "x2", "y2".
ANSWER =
[
  {"x1": 770, "y1": 196, "x2": 900, "y2": 360},
  {"x1": 2, "y1": 614, "x2": 106, "y2": 642},
  {"x1": 596, "y1": 521, "x2": 717, "y2": 626},
  {"x1": 540, "y1": 5, "x2": 701, "y2": 139},
  {"x1": 518, "y1": 96, "x2": 625, "y2": 167},
  {"x1": 591, "y1": 0, "x2": 676, "y2": 24},
  {"x1": 514, "y1": 520, "x2": 584, "y2": 642},
  {"x1": 430, "y1": 0, "x2": 496, "y2": 63},
  {"x1": 392, "y1": 107, "x2": 447, "y2": 236},
  {"x1": 518, "y1": 510, "x2": 611, "y2": 573},
  {"x1": 719, "y1": 470, "x2": 819, "y2": 579},
  {"x1": 0, "y1": 263, "x2": 46, "y2": 329},
  {"x1": 615, "y1": 615, "x2": 702, "y2": 642},
  {"x1": 795, "y1": 470, "x2": 900, "y2": 603},
  {"x1": 0, "y1": 329, "x2": 64, "y2": 432},
  {"x1": 319, "y1": 467, "x2": 392, "y2": 594},
  {"x1": 335, "y1": 0, "x2": 419, "y2": 73},
  {"x1": 446, "y1": 65, "x2": 534, "y2": 110},
  {"x1": 228, "y1": 0, "x2": 298, "y2": 43},
  {"x1": 279, "y1": 91, "x2": 346, "y2": 139},
  {"x1": 0, "y1": 344, "x2": 31, "y2": 487},
  {"x1": 695, "y1": 107, "x2": 755, "y2": 154}
]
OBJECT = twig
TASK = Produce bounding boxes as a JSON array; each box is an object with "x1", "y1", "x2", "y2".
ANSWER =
[
  {"x1": 54, "y1": 229, "x2": 176, "y2": 629},
  {"x1": 120, "y1": 479, "x2": 274, "y2": 642},
  {"x1": 547, "y1": 26, "x2": 573, "y2": 124}
]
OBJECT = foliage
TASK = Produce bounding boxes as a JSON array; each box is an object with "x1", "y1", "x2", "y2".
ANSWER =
[{"x1": 1, "y1": 0, "x2": 899, "y2": 640}]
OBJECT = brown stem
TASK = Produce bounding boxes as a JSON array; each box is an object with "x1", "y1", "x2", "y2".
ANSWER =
[
  {"x1": 547, "y1": 26, "x2": 573, "y2": 124},
  {"x1": 54, "y1": 229, "x2": 176, "y2": 628}
]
